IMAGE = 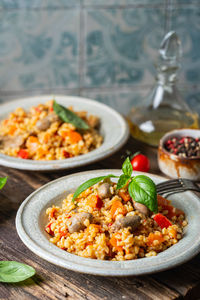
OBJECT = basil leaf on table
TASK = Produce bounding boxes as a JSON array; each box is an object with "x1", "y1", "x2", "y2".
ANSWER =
[
  {"x1": 116, "y1": 174, "x2": 130, "y2": 190},
  {"x1": 122, "y1": 157, "x2": 133, "y2": 177},
  {"x1": 0, "y1": 177, "x2": 7, "y2": 190},
  {"x1": 53, "y1": 101, "x2": 89, "y2": 130},
  {"x1": 0, "y1": 261, "x2": 35, "y2": 283},
  {"x1": 72, "y1": 175, "x2": 118, "y2": 202},
  {"x1": 128, "y1": 175, "x2": 158, "y2": 213}
]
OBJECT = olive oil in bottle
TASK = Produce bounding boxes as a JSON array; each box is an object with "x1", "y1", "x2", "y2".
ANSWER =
[{"x1": 127, "y1": 31, "x2": 199, "y2": 147}]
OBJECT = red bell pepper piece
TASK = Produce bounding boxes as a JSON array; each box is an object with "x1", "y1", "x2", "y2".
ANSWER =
[
  {"x1": 153, "y1": 213, "x2": 172, "y2": 229},
  {"x1": 95, "y1": 196, "x2": 103, "y2": 209},
  {"x1": 45, "y1": 222, "x2": 54, "y2": 236},
  {"x1": 18, "y1": 149, "x2": 29, "y2": 159},
  {"x1": 63, "y1": 150, "x2": 70, "y2": 158}
]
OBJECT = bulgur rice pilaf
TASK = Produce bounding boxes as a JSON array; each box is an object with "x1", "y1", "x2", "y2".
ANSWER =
[
  {"x1": 0, "y1": 100, "x2": 103, "y2": 160},
  {"x1": 45, "y1": 179, "x2": 187, "y2": 261}
]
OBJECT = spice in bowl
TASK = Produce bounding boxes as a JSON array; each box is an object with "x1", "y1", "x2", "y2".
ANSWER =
[
  {"x1": 158, "y1": 129, "x2": 200, "y2": 180},
  {"x1": 164, "y1": 136, "x2": 200, "y2": 158}
]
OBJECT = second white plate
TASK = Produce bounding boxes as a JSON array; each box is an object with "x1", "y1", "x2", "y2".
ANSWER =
[{"x1": 0, "y1": 95, "x2": 129, "y2": 171}]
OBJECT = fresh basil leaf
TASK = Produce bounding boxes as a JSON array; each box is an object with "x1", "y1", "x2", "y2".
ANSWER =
[
  {"x1": 72, "y1": 175, "x2": 118, "y2": 202},
  {"x1": 116, "y1": 174, "x2": 130, "y2": 190},
  {"x1": 53, "y1": 101, "x2": 89, "y2": 130},
  {"x1": 0, "y1": 177, "x2": 7, "y2": 190},
  {"x1": 128, "y1": 175, "x2": 158, "y2": 212},
  {"x1": 0, "y1": 261, "x2": 35, "y2": 283},
  {"x1": 122, "y1": 157, "x2": 133, "y2": 177}
]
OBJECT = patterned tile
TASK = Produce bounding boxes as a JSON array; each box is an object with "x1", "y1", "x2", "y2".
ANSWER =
[
  {"x1": 84, "y1": 0, "x2": 165, "y2": 6},
  {"x1": 83, "y1": 8, "x2": 165, "y2": 88},
  {"x1": 182, "y1": 88, "x2": 200, "y2": 116},
  {"x1": 171, "y1": 0, "x2": 200, "y2": 5},
  {"x1": 0, "y1": 89, "x2": 80, "y2": 104},
  {"x1": 81, "y1": 86, "x2": 200, "y2": 117},
  {"x1": 0, "y1": 0, "x2": 81, "y2": 9},
  {"x1": 80, "y1": 88, "x2": 149, "y2": 115},
  {"x1": 170, "y1": 7, "x2": 200, "y2": 86},
  {"x1": 0, "y1": 9, "x2": 80, "y2": 92}
]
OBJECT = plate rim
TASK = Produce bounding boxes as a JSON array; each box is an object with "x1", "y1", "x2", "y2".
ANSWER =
[
  {"x1": 0, "y1": 95, "x2": 129, "y2": 171},
  {"x1": 16, "y1": 169, "x2": 200, "y2": 276}
]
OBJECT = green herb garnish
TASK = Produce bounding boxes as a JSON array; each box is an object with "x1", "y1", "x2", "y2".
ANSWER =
[
  {"x1": 72, "y1": 175, "x2": 118, "y2": 202},
  {"x1": 53, "y1": 101, "x2": 89, "y2": 130},
  {"x1": 0, "y1": 177, "x2": 7, "y2": 190},
  {"x1": 0, "y1": 261, "x2": 35, "y2": 283},
  {"x1": 72, "y1": 157, "x2": 158, "y2": 212},
  {"x1": 128, "y1": 175, "x2": 157, "y2": 213}
]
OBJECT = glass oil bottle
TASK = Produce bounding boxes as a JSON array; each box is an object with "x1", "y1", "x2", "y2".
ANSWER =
[{"x1": 127, "y1": 31, "x2": 199, "y2": 147}]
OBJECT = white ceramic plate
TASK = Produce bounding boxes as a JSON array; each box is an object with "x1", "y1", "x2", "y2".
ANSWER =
[
  {"x1": 0, "y1": 95, "x2": 129, "y2": 171},
  {"x1": 16, "y1": 170, "x2": 200, "y2": 276}
]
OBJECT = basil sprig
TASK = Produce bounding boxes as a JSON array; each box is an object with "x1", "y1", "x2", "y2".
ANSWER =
[
  {"x1": 72, "y1": 175, "x2": 118, "y2": 202},
  {"x1": 0, "y1": 261, "x2": 35, "y2": 283},
  {"x1": 0, "y1": 177, "x2": 7, "y2": 190},
  {"x1": 129, "y1": 175, "x2": 157, "y2": 212},
  {"x1": 53, "y1": 101, "x2": 89, "y2": 130},
  {"x1": 117, "y1": 157, "x2": 157, "y2": 212},
  {"x1": 72, "y1": 157, "x2": 158, "y2": 212}
]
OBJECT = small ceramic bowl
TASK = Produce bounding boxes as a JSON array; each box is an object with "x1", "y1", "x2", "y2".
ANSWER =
[{"x1": 158, "y1": 129, "x2": 200, "y2": 180}]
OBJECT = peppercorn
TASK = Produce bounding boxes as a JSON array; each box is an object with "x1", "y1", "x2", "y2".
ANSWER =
[{"x1": 164, "y1": 136, "x2": 200, "y2": 158}]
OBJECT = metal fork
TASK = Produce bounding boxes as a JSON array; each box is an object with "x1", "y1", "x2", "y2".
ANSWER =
[{"x1": 156, "y1": 178, "x2": 200, "y2": 197}]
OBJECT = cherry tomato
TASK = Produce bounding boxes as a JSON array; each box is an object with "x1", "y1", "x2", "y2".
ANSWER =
[{"x1": 131, "y1": 153, "x2": 150, "y2": 172}]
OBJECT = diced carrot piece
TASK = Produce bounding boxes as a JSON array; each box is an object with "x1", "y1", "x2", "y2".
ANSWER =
[
  {"x1": 34, "y1": 107, "x2": 41, "y2": 113},
  {"x1": 3, "y1": 119, "x2": 8, "y2": 125},
  {"x1": 43, "y1": 133, "x2": 50, "y2": 144},
  {"x1": 86, "y1": 224, "x2": 101, "y2": 233},
  {"x1": 8, "y1": 125, "x2": 17, "y2": 135},
  {"x1": 18, "y1": 149, "x2": 29, "y2": 159},
  {"x1": 68, "y1": 131, "x2": 82, "y2": 144},
  {"x1": 110, "y1": 200, "x2": 126, "y2": 219},
  {"x1": 118, "y1": 190, "x2": 131, "y2": 202},
  {"x1": 168, "y1": 227, "x2": 177, "y2": 239},
  {"x1": 147, "y1": 232, "x2": 164, "y2": 246},
  {"x1": 37, "y1": 147, "x2": 47, "y2": 157},
  {"x1": 60, "y1": 130, "x2": 68, "y2": 138},
  {"x1": 153, "y1": 213, "x2": 172, "y2": 229},
  {"x1": 27, "y1": 136, "x2": 39, "y2": 144},
  {"x1": 78, "y1": 188, "x2": 92, "y2": 199},
  {"x1": 87, "y1": 194, "x2": 103, "y2": 209},
  {"x1": 110, "y1": 233, "x2": 123, "y2": 251},
  {"x1": 48, "y1": 100, "x2": 54, "y2": 112},
  {"x1": 26, "y1": 136, "x2": 39, "y2": 153}
]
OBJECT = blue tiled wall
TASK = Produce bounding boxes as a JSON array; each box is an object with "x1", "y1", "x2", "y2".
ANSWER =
[{"x1": 0, "y1": 0, "x2": 200, "y2": 115}]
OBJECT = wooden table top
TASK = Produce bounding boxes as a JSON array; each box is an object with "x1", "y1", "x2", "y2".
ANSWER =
[{"x1": 1, "y1": 137, "x2": 200, "y2": 300}]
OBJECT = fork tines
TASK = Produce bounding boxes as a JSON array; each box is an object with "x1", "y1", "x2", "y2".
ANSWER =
[{"x1": 156, "y1": 178, "x2": 200, "y2": 196}]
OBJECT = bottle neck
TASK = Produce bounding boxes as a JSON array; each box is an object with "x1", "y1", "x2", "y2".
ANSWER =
[{"x1": 155, "y1": 64, "x2": 179, "y2": 86}]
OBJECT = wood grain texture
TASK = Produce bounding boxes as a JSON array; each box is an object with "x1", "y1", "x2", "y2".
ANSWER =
[{"x1": 0, "y1": 137, "x2": 200, "y2": 300}]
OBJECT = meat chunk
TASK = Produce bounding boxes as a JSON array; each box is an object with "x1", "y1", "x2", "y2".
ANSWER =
[
  {"x1": 133, "y1": 202, "x2": 150, "y2": 216},
  {"x1": 36, "y1": 113, "x2": 59, "y2": 131},
  {"x1": 97, "y1": 183, "x2": 111, "y2": 199},
  {"x1": 0, "y1": 135, "x2": 24, "y2": 149},
  {"x1": 111, "y1": 215, "x2": 141, "y2": 232},
  {"x1": 67, "y1": 212, "x2": 93, "y2": 233}
]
